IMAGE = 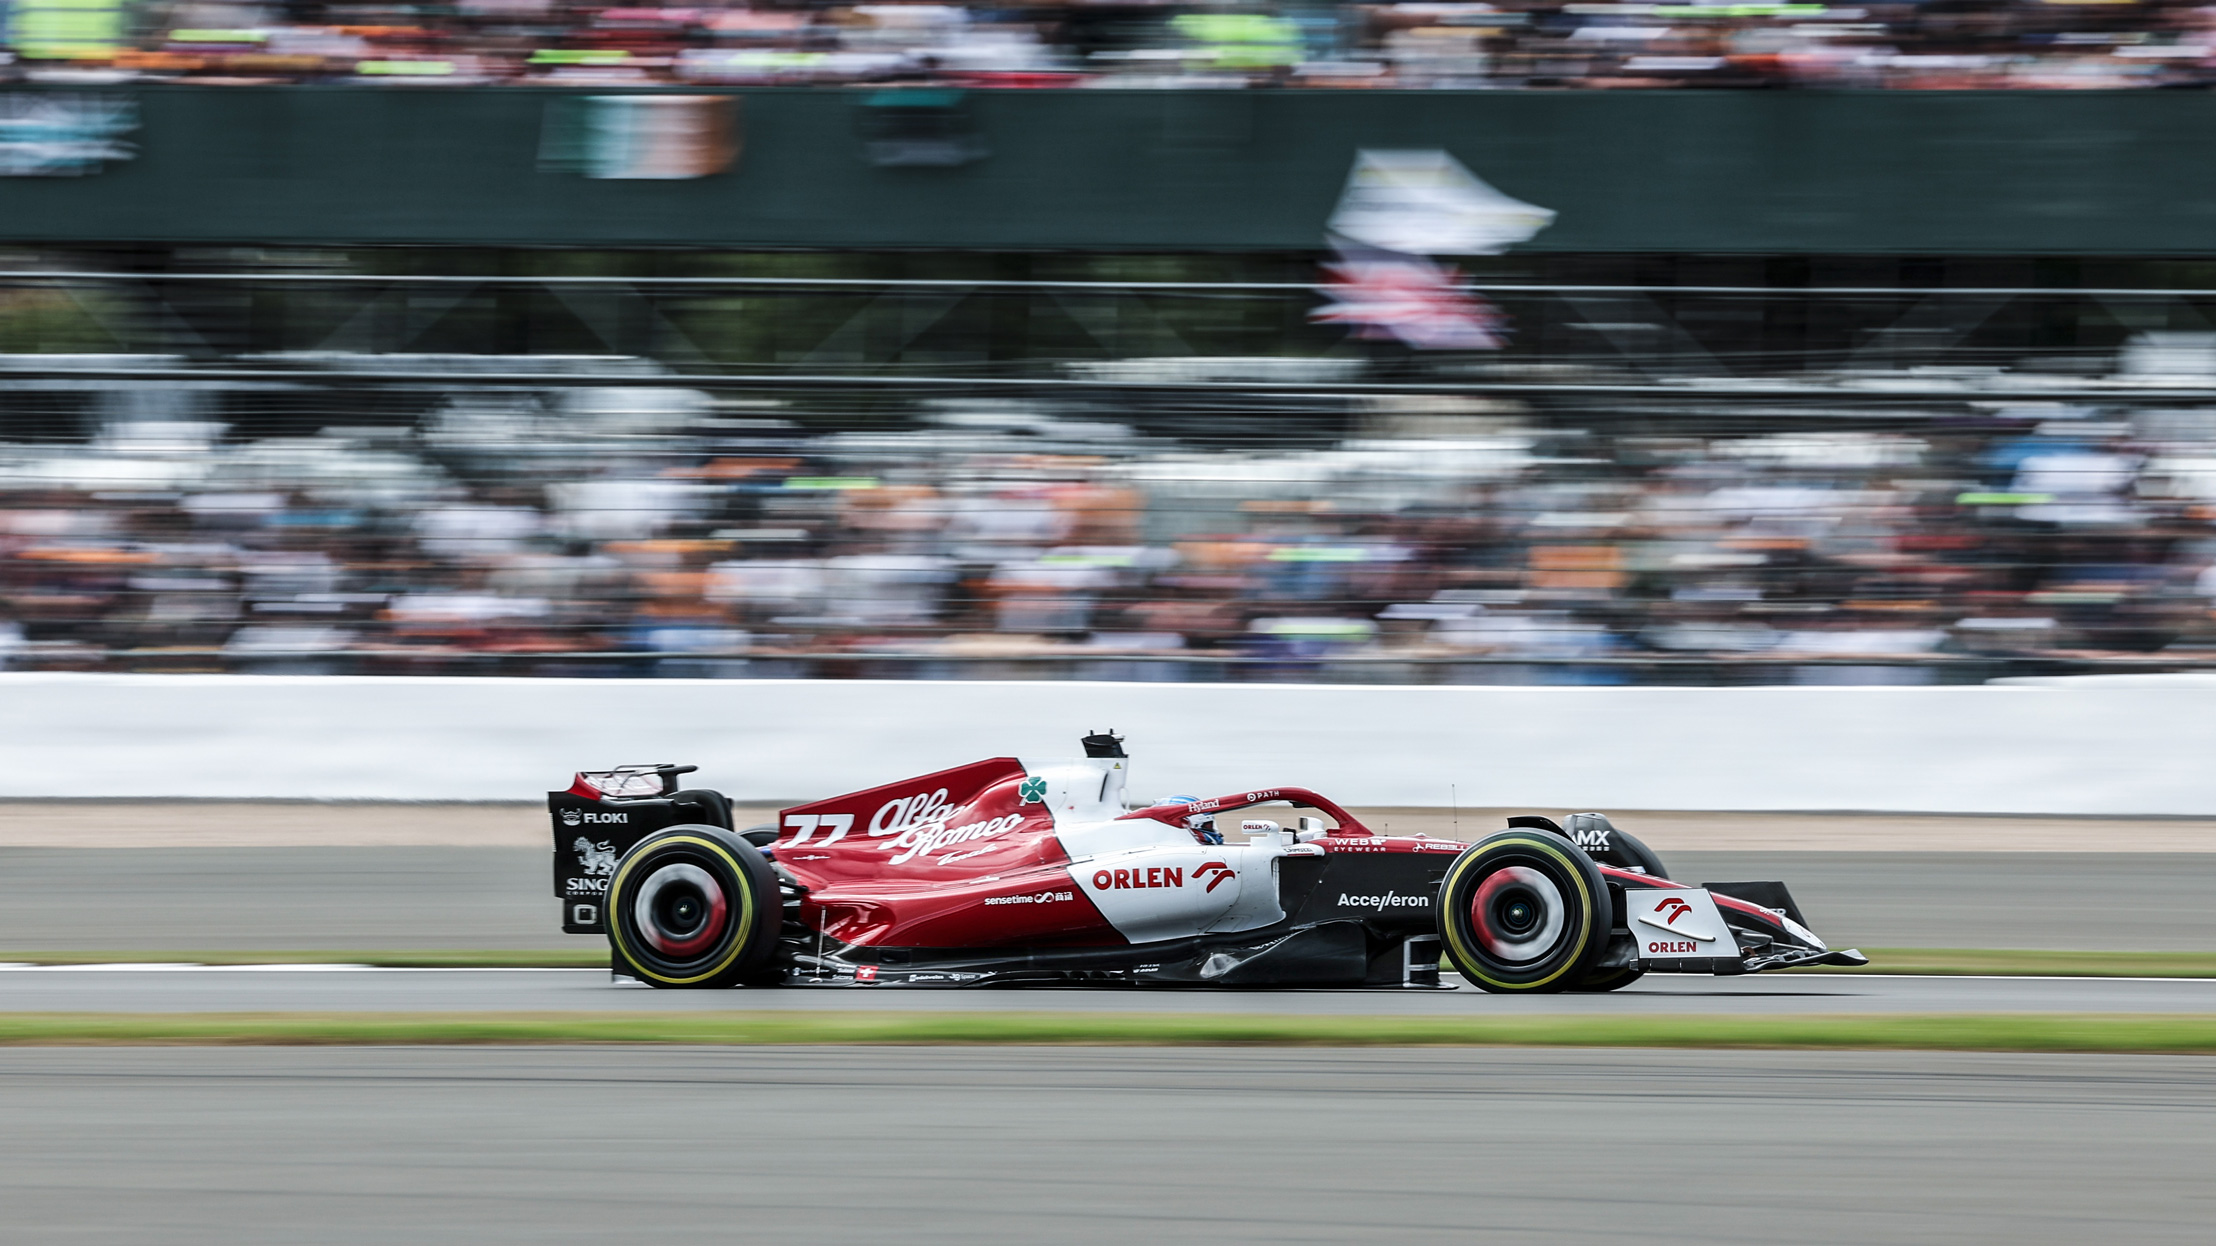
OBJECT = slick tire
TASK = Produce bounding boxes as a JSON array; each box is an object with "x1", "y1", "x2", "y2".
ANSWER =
[
  {"x1": 606, "y1": 825, "x2": 780, "y2": 989},
  {"x1": 1439, "y1": 829, "x2": 1608, "y2": 994},
  {"x1": 1568, "y1": 965, "x2": 1645, "y2": 992},
  {"x1": 1573, "y1": 830, "x2": 1661, "y2": 988}
]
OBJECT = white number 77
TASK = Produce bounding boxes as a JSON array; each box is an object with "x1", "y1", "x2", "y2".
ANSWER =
[{"x1": 782, "y1": 813, "x2": 855, "y2": 847}]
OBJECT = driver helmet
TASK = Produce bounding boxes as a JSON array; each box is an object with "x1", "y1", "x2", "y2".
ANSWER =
[{"x1": 1160, "y1": 794, "x2": 1223, "y2": 846}]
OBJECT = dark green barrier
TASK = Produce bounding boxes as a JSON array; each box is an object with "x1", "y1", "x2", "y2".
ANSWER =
[{"x1": 0, "y1": 86, "x2": 2208, "y2": 254}]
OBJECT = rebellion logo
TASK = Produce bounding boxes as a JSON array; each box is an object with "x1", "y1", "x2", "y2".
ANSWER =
[{"x1": 1091, "y1": 861, "x2": 1236, "y2": 893}]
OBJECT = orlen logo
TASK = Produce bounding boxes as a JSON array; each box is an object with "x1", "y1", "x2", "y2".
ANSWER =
[
  {"x1": 1091, "y1": 860, "x2": 1236, "y2": 893},
  {"x1": 1636, "y1": 893, "x2": 1717, "y2": 949}
]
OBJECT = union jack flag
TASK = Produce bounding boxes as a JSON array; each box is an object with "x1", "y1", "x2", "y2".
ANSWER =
[{"x1": 1310, "y1": 253, "x2": 1509, "y2": 351}]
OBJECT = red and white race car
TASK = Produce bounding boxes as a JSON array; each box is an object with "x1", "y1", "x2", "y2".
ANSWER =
[{"x1": 548, "y1": 733, "x2": 1864, "y2": 991}]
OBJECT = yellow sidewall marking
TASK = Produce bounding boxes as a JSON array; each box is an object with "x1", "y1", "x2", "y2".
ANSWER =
[
  {"x1": 609, "y1": 834, "x2": 757, "y2": 987},
  {"x1": 1440, "y1": 836, "x2": 1595, "y2": 991}
]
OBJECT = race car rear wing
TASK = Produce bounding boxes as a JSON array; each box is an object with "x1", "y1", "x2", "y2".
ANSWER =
[{"x1": 548, "y1": 766, "x2": 734, "y2": 934}]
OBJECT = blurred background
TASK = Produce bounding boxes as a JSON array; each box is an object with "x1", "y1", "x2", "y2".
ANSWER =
[
  {"x1": 9, "y1": 0, "x2": 2216, "y2": 87},
  {"x1": 0, "y1": 31, "x2": 2214, "y2": 687}
]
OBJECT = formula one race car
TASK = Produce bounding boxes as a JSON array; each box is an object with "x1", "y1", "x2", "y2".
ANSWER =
[{"x1": 548, "y1": 733, "x2": 1865, "y2": 991}]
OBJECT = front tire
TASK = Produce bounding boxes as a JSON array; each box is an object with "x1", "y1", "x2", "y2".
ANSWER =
[
  {"x1": 607, "y1": 825, "x2": 779, "y2": 988},
  {"x1": 1439, "y1": 829, "x2": 1608, "y2": 994},
  {"x1": 1609, "y1": 830, "x2": 1668, "y2": 880},
  {"x1": 1568, "y1": 965, "x2": 1645, "y2": 992}
]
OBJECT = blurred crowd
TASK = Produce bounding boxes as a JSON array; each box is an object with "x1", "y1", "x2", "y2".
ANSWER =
[
  {"x1": 7, "y1": 358, "x2": 2216, "y2": 683},
  {"x1": 8, "y1": 0, "x2": 2216, "y2": 89}
]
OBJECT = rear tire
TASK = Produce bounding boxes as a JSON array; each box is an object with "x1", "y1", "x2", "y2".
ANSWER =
[
  {"x1": 1438, "y1": 829, "x2": 1608, "y2": 994},
  {"x1": 607, "y1": 825, "x2": 779, "y2": 989}
]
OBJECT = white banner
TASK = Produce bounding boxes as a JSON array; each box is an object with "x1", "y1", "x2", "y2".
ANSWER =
[{"x1": 0, "y1": 674, "x2": 2210, "y2": 813}]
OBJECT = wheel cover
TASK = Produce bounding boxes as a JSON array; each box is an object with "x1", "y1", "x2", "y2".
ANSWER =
[
  {"x1": 632, "y1": 861, "x2": 730, "y2": 959},
  {"x1": 1472, "y1": 865, "x2": 1565, "y2": 963}
]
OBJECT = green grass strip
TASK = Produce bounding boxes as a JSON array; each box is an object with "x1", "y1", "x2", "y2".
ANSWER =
[{"x1": 0, "y1": 1012, "x2": 2213, "y2": 1052}]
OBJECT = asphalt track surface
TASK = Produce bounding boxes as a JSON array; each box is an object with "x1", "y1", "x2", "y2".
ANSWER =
[
  {"x1": 4, "y1": 965, "x2": 2215, "y2": 1014},
  {"x1": 9, "y1": 847, "x2": 2216, "y2": 951},
  {"x1": 5, "y1": 1046, "x2": 2213, "y2": 1245}
]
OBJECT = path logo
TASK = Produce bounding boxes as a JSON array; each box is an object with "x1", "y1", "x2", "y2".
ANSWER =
[{"x1": 1655, "y1": 896, "x2": 1694, "y2": 926}]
